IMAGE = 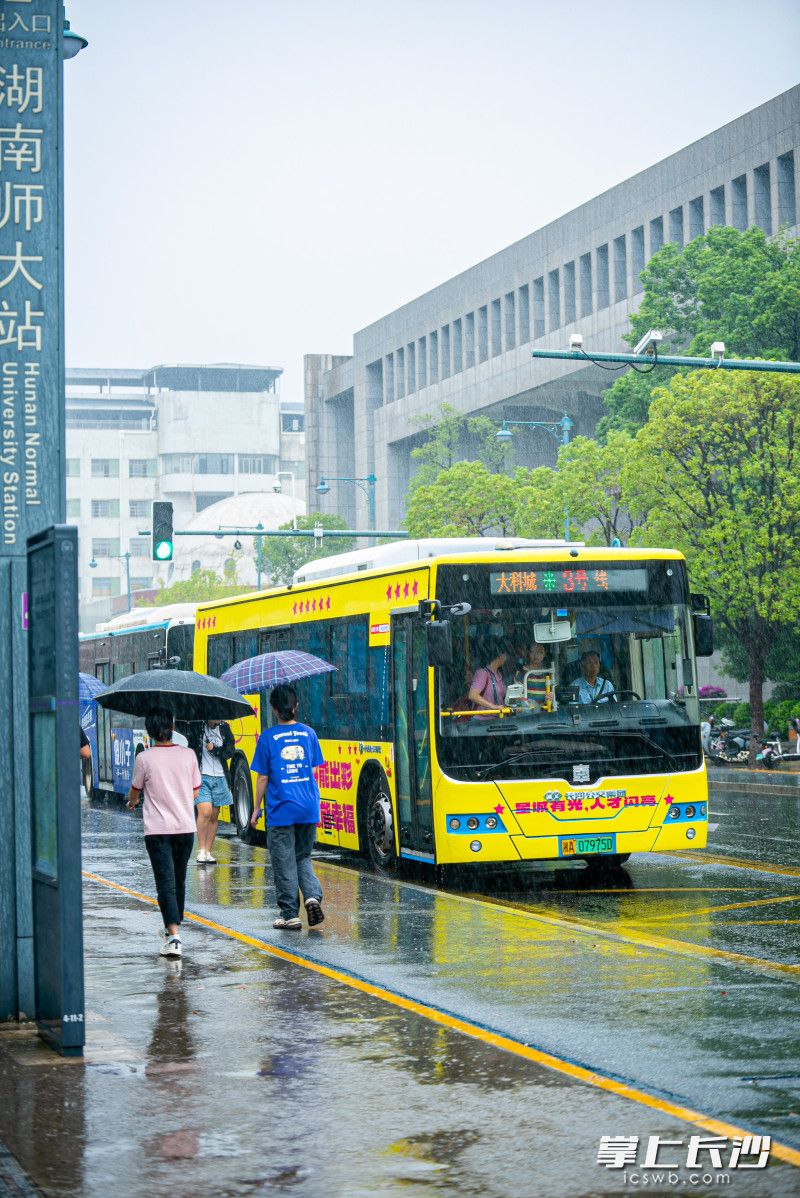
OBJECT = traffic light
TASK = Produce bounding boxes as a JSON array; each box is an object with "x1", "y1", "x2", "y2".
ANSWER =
[{"x1": 152, "y1": 501, "x2": 174, "y2": 561}]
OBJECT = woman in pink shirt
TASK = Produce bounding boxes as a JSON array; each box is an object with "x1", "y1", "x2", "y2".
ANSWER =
[
  {"x1": 127, "y1": 708, "x2": 201, "y2": 959},
  {"x1": 469, "y1": 645, "x2": 511, "y2": 711}
]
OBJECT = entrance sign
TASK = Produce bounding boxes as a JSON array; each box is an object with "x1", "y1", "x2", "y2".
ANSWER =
[
  {"x1": 28, "y1": 524, "x2": 84, "y2": 1055},
  {"x1": 0, "y1": 2, "x2": 72, "y2": 1027}
]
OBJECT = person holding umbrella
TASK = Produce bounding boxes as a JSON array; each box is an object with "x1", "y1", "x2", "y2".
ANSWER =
[
  {"x1": 249, "y1": 683, "x2": 326, "y2": 930},
  {"x1": 127, "y1": 708, "x2": 201, "y2": 958}
]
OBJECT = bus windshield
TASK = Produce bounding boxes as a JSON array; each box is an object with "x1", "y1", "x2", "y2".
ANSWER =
[{"x1": 433, "y1": 559, "x2": 702, "y2": 785}]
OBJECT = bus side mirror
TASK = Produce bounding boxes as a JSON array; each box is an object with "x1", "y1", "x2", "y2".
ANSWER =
[
  {"x1": 425, "y1": 620, "x2": 453, "y2": 667},
  {"x1": 693, "y1": 613, "x2": 713, "y2": 657}
]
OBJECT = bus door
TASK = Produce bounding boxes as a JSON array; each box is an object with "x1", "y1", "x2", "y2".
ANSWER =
[
  {"x1": 391, "y1": 615, "x2": 434, "y2": 859},
  {"x1": 94, "y1": 660, "x2": 112, "y2": 786}
]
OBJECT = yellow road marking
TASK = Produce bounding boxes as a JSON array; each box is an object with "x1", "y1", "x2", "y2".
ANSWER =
[
  {"x1": 446, "y1": 890, "x2": 799, "y2": 978},
  {"x1": 625, "y1": 894, "x2": 800, "y2": 923},
  {"x1": 715, "y1": 919, "x2": 800, "y2": 926},
  {"x1": 82, "y1": 869, "x2": 800, "y2": 1169},
  {"x1": 671, "y1": 851, "x2": 800, "y2": 879}
]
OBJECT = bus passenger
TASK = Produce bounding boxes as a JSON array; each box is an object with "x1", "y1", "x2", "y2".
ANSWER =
[
  {"x1": 469, "y1": 644, "x2": 511, "y2": 711},
  {"x1": 249, "y1": 684, "x2": 326, "y2": 930},
  {"x1": 515, "y1": 641, "x2": 552, "y2": 707},
  {"x1": 187, "y1": 719, "x2": 235, "y2": 864},
  {"x1": 576, "y1": 650, "x2": 615, "y2": 704},
  {"x1": 127, "y1": 708, "x2": 201, "y2": 959}
]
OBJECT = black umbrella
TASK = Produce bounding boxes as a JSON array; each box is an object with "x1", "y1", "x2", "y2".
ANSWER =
[{"x1": 95, "y1": 669, "x2": 255, "y2": 721}]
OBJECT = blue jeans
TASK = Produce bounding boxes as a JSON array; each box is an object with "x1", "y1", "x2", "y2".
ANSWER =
[
  {"x1": 195, "y1": 775, "x2": 231, "y2": 808},
  {"x1": 267, "y1": 824, "x2": 322, "y2": 919}
]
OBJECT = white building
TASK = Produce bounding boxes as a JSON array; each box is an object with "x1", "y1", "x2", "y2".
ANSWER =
[{"x1": 66, "y1": 363, "x2": 305, "y2": 624}]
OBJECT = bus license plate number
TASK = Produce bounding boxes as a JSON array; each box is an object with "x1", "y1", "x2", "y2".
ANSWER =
[{"x1": 559, "y1": 835, "x2": 616, "y2": 857}]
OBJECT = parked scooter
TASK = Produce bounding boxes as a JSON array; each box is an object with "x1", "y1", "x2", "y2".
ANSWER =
[
  {"x1": 756, "y1": 736, "x2": 785, "y2": 769},
  {"x1": 708, "y1": 717, "x2": 750, "y2": 763}
]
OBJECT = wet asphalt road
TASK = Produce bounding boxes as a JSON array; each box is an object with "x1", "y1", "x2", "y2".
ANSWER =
[{"x1": 0, "y1": 783, "x2": 797, "y2": 1197}]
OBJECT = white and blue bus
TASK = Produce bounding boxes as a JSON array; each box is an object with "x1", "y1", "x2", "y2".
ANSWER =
[{"x1": 79, "y1": 604, "x2": 196, "y2": 799}]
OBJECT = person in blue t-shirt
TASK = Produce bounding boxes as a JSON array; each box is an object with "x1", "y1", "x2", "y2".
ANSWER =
[{"x1": 249, "y1": 683, "x2": 326, "y2": 930}]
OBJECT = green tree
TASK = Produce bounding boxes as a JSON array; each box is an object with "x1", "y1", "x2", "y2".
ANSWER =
[
  {"x1": 143, "y1": 561, "x2": 248, "y2": 605},
  {"x1": 260, "y1": 514, "x2": 356, "y2": 585},
  {"x1": 622, "y1": 369, "x2": 800, "y2": 758},
  {"x1": 405, "y1": 461, "x2": 525, "y2": 537},
  {"x1": 600, "y1": 227, "x2": 800, "y2": 437},
  {"x1": 409, "y1": 402, "x2": 508, "y2": 492},
  {"x1": 556, "y1": 432, "x2": 645, "y2": 545},
  {"x1": 715, "y1": 624, "x2": 800, "y2": 701},
  {"x1": 513, "y1": 466, "x2": 563, "y2": 539}
]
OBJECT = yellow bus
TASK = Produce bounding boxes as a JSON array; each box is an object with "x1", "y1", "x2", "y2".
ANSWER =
[{"x1": 193, "y1": 538, "x2": 712, "y2": 873}]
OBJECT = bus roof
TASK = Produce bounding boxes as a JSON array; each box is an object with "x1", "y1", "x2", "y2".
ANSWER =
[
  {"x1": 193, "y1": 539, "x2": 687, "y2": 615},
  {"x1": 292, "y1": 538, "x2": 581, "y2": 584},
  {"x1": 91, "y1": 603, "x2": 197, "y2": 635}
]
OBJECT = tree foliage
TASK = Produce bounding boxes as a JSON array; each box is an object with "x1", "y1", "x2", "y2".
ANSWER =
[
  {"x1": 409, "y1": 402, "x2": 508, "y2": 492},
  {"x1": 599, "y1": 227, "x2": 800, "y2": 437},
  {"x1": 405, "y1": 461, "x2": 524, "y2": 537},
  {"x1": 143, "y1": 563, "x2": 248, "y2": 606},
  {"x1": 553, "y1": 432, "x2": 645, "y2": 546},
  {"x1": 622, "y1": 368, "x2": 800, "y2": 753},
  {"x1": 260, "y1": 513, "x2": 356, "y2": 585}
]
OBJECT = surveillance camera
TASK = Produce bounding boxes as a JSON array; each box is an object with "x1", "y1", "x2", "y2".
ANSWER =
[
  {"x1": 710, "y1": 341, "x2": 725, "y2": 360},
  {"x1": 233, "y1": 539, "x2": 242, "y2": 550},
  {"x1": 633, "y1": 329, "x2": 663, "y2": 356},
  {"x1": 272, "y1": 482, "x2": 281, "y2": 493},
  {"x1": 569, "y1": 333, "x2": 584, "y2": 351}
]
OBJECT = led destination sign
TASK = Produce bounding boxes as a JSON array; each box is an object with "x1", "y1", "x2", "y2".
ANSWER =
[{"x1": 489, "y1": 567, "x2": 649, "y2": 596}]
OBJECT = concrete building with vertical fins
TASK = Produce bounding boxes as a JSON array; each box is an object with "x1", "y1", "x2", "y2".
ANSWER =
[{"x1": 305, "y1": 86, "x2": 799, "y2": 530}]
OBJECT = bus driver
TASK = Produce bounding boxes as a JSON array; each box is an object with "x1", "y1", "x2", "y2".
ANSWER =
[{"x1": 576, "y1": 650, "x2": 615, "y2": 704}]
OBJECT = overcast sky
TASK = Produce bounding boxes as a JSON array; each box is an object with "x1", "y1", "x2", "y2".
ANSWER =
[{"x1": 64, "y1": 0, "x2": 800, "y2": 401}]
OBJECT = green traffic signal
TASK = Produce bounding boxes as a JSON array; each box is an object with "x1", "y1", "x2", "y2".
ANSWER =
[{"x1": 151, "y1": 501, "x2": 174, "y2": 562}]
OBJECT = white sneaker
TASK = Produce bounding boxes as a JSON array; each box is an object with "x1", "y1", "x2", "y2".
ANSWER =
[
  {"x1": 196, "y1": 849, "x2": 208, "y2": 863},
  {"x1": 204, "y1": 851, "x2": 217, "y2": 864},
  {"x1": 160, "y1": 935, "x2": 182, "y2": 958}
]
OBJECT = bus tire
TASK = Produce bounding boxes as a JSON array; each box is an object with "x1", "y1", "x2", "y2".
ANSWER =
[
  {"x1": 82, "y1": 759, "x2": 93, "y2": 799},
  {"x1": 358, "y1": 769, "x2": 398, "y2": 875},
  {"x1": 231, "y1": 755, "x2": 260, "y2": 844}
]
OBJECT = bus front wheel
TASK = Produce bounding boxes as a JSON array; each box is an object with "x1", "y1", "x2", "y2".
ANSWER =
[
  {"x1": 359, "y1": 772, "x2": 398, "y2": 875},
  {"x1": 231, "y1": 755, "x2": 260, "y2": 845}
]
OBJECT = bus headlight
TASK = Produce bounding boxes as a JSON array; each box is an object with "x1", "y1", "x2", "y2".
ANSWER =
[
  {"x1": 685, "y1": 805, "x2": 696, "y2": 818},
  {"x1": 467, "y1": 817, "x2": 479, "y2": 830},
  {"x1": 485, "y1": 816, "x2": 498, "y2": 830},
  {"x1": 449, "y1": 818, "x2": 461, "y2": 830},
  {"x1": 470, "y1": 840, "x2": 482, "y2": 852},
  {"x1": 686, "y1": 827, "x2": 696, "y2": 840},
  {"x1": 700, "y1": 804, "x2": 707, "y2": 817},
  {"x1": 668, "y1": 806, "x2": 681, "y2": 820}
]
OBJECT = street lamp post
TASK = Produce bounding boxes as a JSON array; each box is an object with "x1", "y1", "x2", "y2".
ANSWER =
[
  {"x1": 255, "y1": 522, "x2": 265, "y2": 591},
  {"x1": 89, "y1": 550, "x2": 132, "y2": 612},
  {"x1": 496, "y1": 414, "x2": 574, "y2": 540},
  {"x1": 316, "y1": 474, "x2": 377, "y2": 531}
]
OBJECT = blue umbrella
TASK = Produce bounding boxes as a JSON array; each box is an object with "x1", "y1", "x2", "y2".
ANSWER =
[
  {"x1": 79, "y1": 672, "x2": 106, "y2": 703},
  {"x1": 220, "y1": 650, "x2": 336, "y2": 694}
]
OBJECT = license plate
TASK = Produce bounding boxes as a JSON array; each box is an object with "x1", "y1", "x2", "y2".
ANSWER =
[{"x1": 559, "y1": 835, "x2": 616, "y2": 857}]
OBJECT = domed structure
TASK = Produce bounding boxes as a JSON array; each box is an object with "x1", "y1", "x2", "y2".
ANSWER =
[{"x1": 154, "y1": 491, "x2": 306, "y2": 589}]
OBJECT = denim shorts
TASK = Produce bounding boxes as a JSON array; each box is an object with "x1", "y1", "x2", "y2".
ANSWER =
[{"x1": 196, "y1": 775, "x2": 232, "y2": 808}]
